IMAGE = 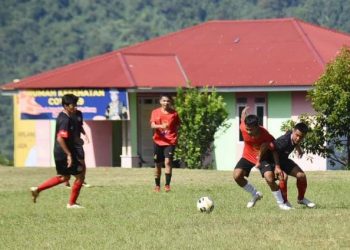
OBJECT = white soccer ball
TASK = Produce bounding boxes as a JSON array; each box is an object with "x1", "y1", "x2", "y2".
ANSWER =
[{"x1": 197, "y1": 196, "x2": 214, "y2": 213}]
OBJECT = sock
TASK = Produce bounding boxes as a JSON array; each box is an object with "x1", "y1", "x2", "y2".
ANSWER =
[
  {"x1": 69, "y1": 179, "x2": 84, "y2": 205},
  {"x1": 272, "y1": 190, "x2": 284, "y2": 205},
  {"x1": 297, "y1": 178, "x2": 307, "y2": 200},
  {"x1": 155, "y1": 177, "x2": 160, "y2": 187},
  {"x1": 243, "y1": 183, "x2": 258, "y2": 197},
  {"x1": 165, "y1": 174, "x2": 172, "y2": 186},
  {"x1": 37, "y1": 176, "x2": 65, "y2": 192},
  {"x1": 279, "y1": 180, "x2": 288, "y2": 202}
]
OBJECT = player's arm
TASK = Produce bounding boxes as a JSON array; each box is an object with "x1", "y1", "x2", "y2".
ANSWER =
[
  {"x1": 255, "y1": 143, "x2": 269, "y2": 168},
  {"x1": 151, "y1": 122, "x2": 167, "y2": 129},
  {"x1": 295, "y1": 144, "x2": 304, "y2": 158},
  {"x1": 57, "y1": 135, "x2": 72, "y2": 168},
  {"x1": 269, "y1": 141, "x2": 283, "y2": 179},
  {"x1": 241, "y1": 106, "x2": 249, "y2": 123}
]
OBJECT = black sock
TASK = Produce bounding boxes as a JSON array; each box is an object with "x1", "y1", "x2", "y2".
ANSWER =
[
  {"x1": 165, "y1": 174, "x2": 172, "y2": 186},
  {"x1": 155, "y1": 178, "x2": 160, "y2": 186}
]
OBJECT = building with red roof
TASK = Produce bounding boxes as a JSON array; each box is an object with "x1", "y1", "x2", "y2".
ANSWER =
[{"x1": 2, "y1": 18, "x2": 350, "y2": 170}]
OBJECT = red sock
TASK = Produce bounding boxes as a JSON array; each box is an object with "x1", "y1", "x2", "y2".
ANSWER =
[
  {"x1": 37, "y1": 176, "x2": 65, "y2": 192},
  {"x1": 279, "y1": 180, "x2": 288, "y2": 203},
  {"x1": 297, "y1": 178, "x2": 307, "y2": 200},
  {"x1": 69, "y1": 179, "x2": 84, "y2": 205}
]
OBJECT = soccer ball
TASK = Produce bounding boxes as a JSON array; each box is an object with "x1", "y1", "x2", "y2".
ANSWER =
[{"x1": 197, "y1": 196, "x2": 214, "y2": 213}]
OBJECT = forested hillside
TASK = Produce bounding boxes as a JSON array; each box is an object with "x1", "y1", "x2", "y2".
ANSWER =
[{"x1": 1, "y1": 0, "x2": 349, "y2": 163}]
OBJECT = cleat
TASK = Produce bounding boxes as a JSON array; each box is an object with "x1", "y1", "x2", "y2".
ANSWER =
[
  {"x1": 164, "y1": 185, "x2": 171, "y2": 192},
  {"x1": 297, "y1": 198, "x2": 316, "y2": 208},
  {"x1": 67, "y1": 203, "x2": 84, "y2": 209},
  {"x1": 154, "y1": 186, "x2": 160, "y2": 193},
  {"x1": 279, "y1": 203, "x2": 292, "y2": 210},
  {"x1": 30, "y1": 187, "x2": 39, "y2": 203},
  {"x1": 285, "y1": 201, "x2": 294, "y2": 209},
  {"x1": 83, "y1": 183, "x2": 91, "y2": 188},
  {"x1": 247, "y1": 191, "x2": 263, "y2": 208}
]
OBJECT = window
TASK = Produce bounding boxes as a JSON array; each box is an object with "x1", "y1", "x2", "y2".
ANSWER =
[
  {"x1": 237, "y1": 96, "x2": 266, "y2": 142},
  {"x1": 237, "y1": 105, "x2": 246, "y2": 142}
]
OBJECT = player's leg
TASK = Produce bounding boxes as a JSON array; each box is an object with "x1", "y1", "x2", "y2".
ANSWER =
[
  {"x1": 163, "y1": 145, "x2": 175, "y2": 192},
  {"x1": 67, "y1": 160, "x2": 85, "y2": 208},
  {"x1": 260, "y1": 163, "x2": 290, "y2": 210},
  {"x1": 30, "y1": 159, "x2": 71, "y2": 203},
  {"x1": 289, "y1": 165, "x2": 316, "y2": 208},
  {"x1": 279, "y1": 173, "x2": 289, "y2": 204},
  {"x1": 76, "y1": 146, "x2": 90, "y2": 187},
  {"x1": 233, "y1": 158, "x2": 262, "y2": 208},
  {"x1": 153, "y1": 144, "x2": 164, "y2": 192}
]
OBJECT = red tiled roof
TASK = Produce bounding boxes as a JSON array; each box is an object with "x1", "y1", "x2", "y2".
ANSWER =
[{"x1": 2, "y1": 18, "x2": 350, "y2": 90}]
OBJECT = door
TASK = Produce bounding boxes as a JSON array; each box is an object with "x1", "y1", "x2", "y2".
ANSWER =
[{"x1": 138, "y1": 96, "x2": 159, "y2": 166}]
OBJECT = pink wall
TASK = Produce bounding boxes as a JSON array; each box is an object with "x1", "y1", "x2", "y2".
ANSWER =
[
  {"x1": 84, "y1": 121, "x2": 113, "y2": 167},
  {"x1": 292, "y1": 92, "x2": 315, "y2": 116},
  {"x1": 35, "y1": 120, "x2": 52, "y2": 166}
]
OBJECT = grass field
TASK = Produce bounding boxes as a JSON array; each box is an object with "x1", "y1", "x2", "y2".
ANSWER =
[{"x1": 1, "y1": 166, "x2": 350, "y2": 250}]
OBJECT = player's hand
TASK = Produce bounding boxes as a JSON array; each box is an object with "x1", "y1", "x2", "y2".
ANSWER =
[
  {"x1": 254, "y1": 161, "x2": 261, "y2": 169},
  {"x1": 67, "y1": 154, "x2": 72, "y2": 168},
  {"x1": 274, "y1": 164, "x2": 284, "y2": 179}
]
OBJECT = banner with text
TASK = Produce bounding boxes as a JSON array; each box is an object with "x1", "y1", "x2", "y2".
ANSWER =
[{"x1": 19, "y1": 89, "x2": 129, "y2": 120}]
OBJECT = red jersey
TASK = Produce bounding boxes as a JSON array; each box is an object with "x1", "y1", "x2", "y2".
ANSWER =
[
  {"x1": 240, "y1": 122, "x2": 275, "y2": 164},
  {"x1": 150, "y1": 107, "x2": 180, "y2": 146}
]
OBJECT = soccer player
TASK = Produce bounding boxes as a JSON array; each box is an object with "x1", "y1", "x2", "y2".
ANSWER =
[
  {"x1": 272, "y1": 122, "x2": 316, "y2": 208},
  {"x1": 150, "y1": 94, "x2": 180, "y2": 192},
  {"x1": 64, "y1": 106, "x2": 91, "y2": 188},
  {"x1": 30, "y1": 94, "x2": 85, "y2": 209},
  {"x1": 233, "y1": 107, "x2": 290, "y2": 210}
]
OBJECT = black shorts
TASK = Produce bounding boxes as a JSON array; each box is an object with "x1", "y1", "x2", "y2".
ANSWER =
[
  {"x1": 75, "y1": 145, "x2": 85, "y2": 160},
  {"x1": 234, "y1": 157, "x2": 274, "y2": 177},
  {"x1": 154, "y1": 144, "x2": 175, "y2": 164},
  {"x1": 55, "y1": 155, "x2": 84, "y2": 176},
  {"x1": 280, "y1": 158, "x2": 298, "y2": 175}
]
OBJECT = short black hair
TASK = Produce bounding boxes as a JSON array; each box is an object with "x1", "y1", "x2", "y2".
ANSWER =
[
  {"x1": 159, "y1": 94, "x2": 173, "y2": 101},
  {"x1": 62, "y1": 94, "x2": 78, "y2": 106},
  {"x1": 294, "y1": 122, "x2": 308, "y2": 134},
  {"x1": 245, "y1": 114, "x2": 259, "y2": 127}
]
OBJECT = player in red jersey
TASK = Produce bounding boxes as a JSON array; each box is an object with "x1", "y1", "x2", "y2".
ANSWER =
[
  {"x1": 233, "y1": 107, "x2": 291, "y2": 210},
  {"x1": 150, "y1": 94, "x2": 180, "y2": 192},
  {"x1": 30, "y1": 94, "x2": 85, "y2": 209}
]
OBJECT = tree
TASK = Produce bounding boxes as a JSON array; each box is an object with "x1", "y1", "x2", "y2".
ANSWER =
[
  {"x1": 281, "y1": 46, "x2": 350, "y2": 169},
  {"x1": 174, "y1": 87, "x2": 229, "y2": 169}
]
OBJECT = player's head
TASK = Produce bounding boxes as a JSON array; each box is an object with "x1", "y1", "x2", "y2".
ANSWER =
[
  {"x1": 62, "y1": 94, "x2": 78, "y2": 114},
  {"x1": 245, "y1": 114, "x2": 259, "y2": 136},
  {"x1": 159, "y1": 94, "x2": 173, "y2": 110},
  {"x1": 292, "y1": 122, "x2": 308, "y2": 144}
]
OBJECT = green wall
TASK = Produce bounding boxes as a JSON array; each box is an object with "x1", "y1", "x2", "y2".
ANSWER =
[
  {"x1": 129, "y1": 92, "x2": 138, "y2": 156},
  {"x1": 214, "y1": 93, "x2": 236, "y2": 171},
  {"x1": 267, "y1": 92, "x2": 292, "y2": 138}
]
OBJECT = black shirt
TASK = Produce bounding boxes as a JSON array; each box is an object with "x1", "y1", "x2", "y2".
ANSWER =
[
  {"x1": 53, "y1": 112, "x2": 77, "y2": 160},
  {"x1": 273, "y1": 131, "x2": 295, "y2": 161},
  {"x1": 71, "y1": 110, "x2": 84, "y2": 141}
]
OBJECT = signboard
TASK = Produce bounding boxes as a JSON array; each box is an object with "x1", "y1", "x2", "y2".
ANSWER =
[{"x1": 19, "y1": 89, "x2": 129, "y2": 120}]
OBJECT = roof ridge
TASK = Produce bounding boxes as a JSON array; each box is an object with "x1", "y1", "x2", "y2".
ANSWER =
[
  {"x1": 292, "y1": 18, "x2": 325, "y2": 67},
  {"x1": 296, "y1": 18, "x2": 350, "y2": 37}
]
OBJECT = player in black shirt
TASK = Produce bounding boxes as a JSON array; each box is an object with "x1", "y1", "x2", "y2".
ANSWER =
[
  {"x1": 64, "y1": 108, "x2": 91, "y2": 188},
  {"x1": 30, "y1": 94, "x2": 86, "y2": 209},
  {"x1": 271, "y1": 122, "x2": 316, "y2": 208}
]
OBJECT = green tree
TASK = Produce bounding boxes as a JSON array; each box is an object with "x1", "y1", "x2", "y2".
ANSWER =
[
  {"x1": 281, "y1": 46, "x2": 350, "y2": 169},
  {"x1": 174, "y1": 87, "x2": 229, "y2": 169}
]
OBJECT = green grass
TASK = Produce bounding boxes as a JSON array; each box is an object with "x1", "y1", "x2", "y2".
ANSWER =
[{"x1": 1, "y1": 167, "x2": 350, "y2": 250}]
